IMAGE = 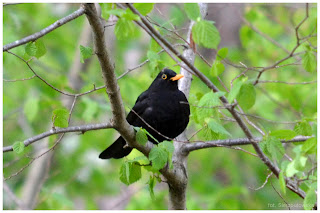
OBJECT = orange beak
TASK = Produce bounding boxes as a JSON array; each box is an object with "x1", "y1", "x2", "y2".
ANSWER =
[{"x1": 170, "y1": 74, "x2": 184, "y2": 81}]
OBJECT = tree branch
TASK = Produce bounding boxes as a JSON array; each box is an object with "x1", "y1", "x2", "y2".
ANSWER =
[
  {"x1": 3, "y1": 7, "x2": 85, "y2": 51},
  {"x1": 253, "y1": 3, "x2": 310, "y2": 86},
  {"x1": 3, "y1": 123, "x2": 113, "y2": 153},
  {"x1": 82, "y1": 2, "x2": 153, "y2": 157},
  {"x1": 184, "y1": 136, "x2": 312, "y2": 152},
  {"x1": 257, "y1": 80, "x2": 317, "y2": 85}
]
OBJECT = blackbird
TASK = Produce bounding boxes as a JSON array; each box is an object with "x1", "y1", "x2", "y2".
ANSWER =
[{"x1": 99, "y1": 68, "x2": 190, "y2": 159}]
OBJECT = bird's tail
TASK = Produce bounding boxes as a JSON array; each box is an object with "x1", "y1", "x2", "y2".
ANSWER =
[{"x1": 99, "y1": 137, "x2": 133, "y2": 159}]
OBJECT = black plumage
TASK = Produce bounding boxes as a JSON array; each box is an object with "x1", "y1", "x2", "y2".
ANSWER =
[{"x1": 99, "y1": 68, "x2": 190, "y2": 159}]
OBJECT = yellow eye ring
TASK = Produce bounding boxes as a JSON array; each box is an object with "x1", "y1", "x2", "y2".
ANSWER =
[{"x1": 162, "y1": 74, "x2": 167, "y2": 80}]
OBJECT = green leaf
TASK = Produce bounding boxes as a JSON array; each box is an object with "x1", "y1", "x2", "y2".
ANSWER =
[
  {"x1": 294, "y1": 121, "x2": 313, "y2": 136},
  {"x1": 35, "y1": 39, "x2": 47, "y2": 58},
  {"x1": 294, "y1": 155, "x2": 307, "y2": 171},
  {"x1": 286, "y1": 161, "x2": 299, "y2": 177},
  {"x1": 122, "y1": 8, "x2": 140, "y2": 21},
  {"x1": 115, "y1": 18, "x2": 136, "y2": 40},
  {"x1": 148, "y1": 175, "x2": 156, "y2": 200},
  {"x1": 25, "y1": 39, "x2": 47, "y2": 58},
  {"x1": 52, "y1": 108, "x2": 69, "y2": 128},
  {"x1": 149, "y1": 38, "x2": 161, "y2": 52},
  {"x1": 119, "y1": 162, "x2": 130, "y2": 185},
  {"x1": 210, "y1": 61, "x2": 225, "y2": 77},
  {"x1": 99, "y1": 3, "x2": 113, "y2": 21},
  {"x1": 196, "y1": 92, "x2": 221, "y2": 124},
  {"x1": 12, "y1": 141, "x2": 25, "y2": 154},
  {"x1": 149, "y1": 146, "x2": 168, "y2": 170},
  {"x1": 192, "y1": 20, "x2": 220, "y2": 49},
  {"x1": 228, "y1": 79, "x2": 244, "y2": 103},
  {"x1": 240, "y1": 25, "x2": 253, "y2": 47},
  {"x1": 24, "y1": 96, "x2": 39, "y2": 123},
  {"x1": 129, "y1": 162, "x2": 142, "y2": 184},
  {"x1": 200, "y1": 124, "x2": 220, "y2": 140},
  {"x1": 304, "y1": 184, "x2": 317, "y2": 210},
  {"x1": 279, "y1": 170, "x2": 286, "y2": 195},
  {"x1": 132, "y1": 155, "x2": 150, "y2": 165},
  {"x1": 217, "y1": 47, "x2": 228, "y2": 60},
  {"x1": 158, "y1": 140, "x2": 174, "y2": 154},
  {"x1": 302, "y1": 51, "x2": 316, "y2": 73},
  {"x1": 207, "y1": 118, "x2": 232, "y2": 137},
  {"x1": 301, "y1": 137, "x2": 317, "y2": 154},
  {"x1": 25, "y1": 42, "x2": 37, "y2": 56},
  {"x1": 147, "y1": 50, "x2": 165, "y2": 77},
  {"x1": 263, "y1": 136, "x2": 285, "y2": 162},
  {"x1": 133, "y1": 3, "x2": 154, "y2": 16},
  {"x1": 79, "y1": 45, "x2": 93, "y2": 63},
  {"x1": 135, "y1": 127, "x2": 148, "y2": 145},
  {"x1": 269, "y1": 129, "x2": 297, "y2": 140},
  {"x1": 259, "y1": 140, "x2": 271, "y2": 158},
  {"x1": 105, "y1": 9, "x2": 125, "y2": 17},
  {"x1": 144, "y1": 128, "x2": 159, "y2": 144},
  {"x1": 281, "y1": 160, "x2": 290, "y2": 171},
  {"x1": 184, "y1": 3, "x2": 201, "y2": 21},
  {"x1": 119, "y1": 162, "x2": 142, "y2": 185},
  {"x1": 236, "y1": 82, "x2": 256, "y2": 110},
  {"x1": 170, "y1": 6, "x2": 185, "y2": 26}
]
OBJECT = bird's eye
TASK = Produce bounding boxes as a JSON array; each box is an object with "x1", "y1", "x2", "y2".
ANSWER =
[{"x1": 162, "y1": 74, "x2": 167, "y2": 80}]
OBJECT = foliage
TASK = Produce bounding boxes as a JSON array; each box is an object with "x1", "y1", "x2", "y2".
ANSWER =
[{"x1": 3, "y1": 3, "x2": 317, "y2": 210}]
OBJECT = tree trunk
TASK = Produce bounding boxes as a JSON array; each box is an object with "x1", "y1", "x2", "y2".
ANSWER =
[{"x1": 168, "y1": 3, "x2": 208, "y2": 210}]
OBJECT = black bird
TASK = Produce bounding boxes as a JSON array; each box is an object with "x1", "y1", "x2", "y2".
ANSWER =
[{"x1": 99, "y1": 68, "x2": 190, "y2": 159}]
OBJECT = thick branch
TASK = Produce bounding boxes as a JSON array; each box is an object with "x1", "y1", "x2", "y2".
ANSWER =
[
  {"x1": 184, "y1": 136, "x2": 312, "y2": 152},
  {"x1": 3, "y1": 7, "x2": 85, "y2": 51},
  {"x1": 82, "y1": 3, "x2": 154, "y2": 159},
  {"x1": 3, "y1": 123, "x2": 113, "y2": 153},
  {"x1": 83, "y1": 4, "x2": 128, "y2": 129}
]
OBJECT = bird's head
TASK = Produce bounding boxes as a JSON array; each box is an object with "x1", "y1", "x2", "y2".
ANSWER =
[{"x1": 150, "y1": 68, "x2": 184, "y2": 91}]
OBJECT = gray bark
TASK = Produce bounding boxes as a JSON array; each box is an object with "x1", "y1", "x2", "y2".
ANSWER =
[{"x1": 169, "y1": 3, "x2": 208, "y2": 210}]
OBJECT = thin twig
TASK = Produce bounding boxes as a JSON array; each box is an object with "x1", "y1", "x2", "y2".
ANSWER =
[
  {"x1": 241, "y1": 16, "x2": 290, "y2": 54},
  {"x1": 3, "y1": 122, "x2": 113, "y2": 153},
  {"x1": 117, "y1": 43, "x2": 186, "y2": 80},
  {"x1": 5, "y1": 51, "x2": 109, "y2": 98},
  {"x1": 4, "y1": 134, "x2": 65, "y2": 180},
  {"x1": 249, "y1": 172, "x2": 273, "y2": 190},
  {"x1": 3, "y1": 3, "x2": 23, "y2": 6},
  {"x1": 253, "y1": 3, "x2": 310, "y2": 86},
  {"x1": 3, "y1": 7, "x2": 85, "y2": 51},
  {"x1": 235, "y1": 110, "x2": 299, "y2": 124},
  {"x1": 270, "y1": 179, "x2": 291, "y2": 210},
  {"x1": 6, "y1": 51, "x2": 76, "y2": 97},
  {"x1": 257, "y1": 80, "x2": 317, "y2": 85},
  {"x1": 3, "y1": 75, "x2": 36, "y2": 82},
  {"x1": 257, "y1": 87, "x2": 301, "y2": 118}
]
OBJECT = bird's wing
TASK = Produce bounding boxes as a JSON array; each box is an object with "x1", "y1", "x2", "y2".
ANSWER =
[{"x1": 126, "y1": 90, "x2": 151, "y2": 124}]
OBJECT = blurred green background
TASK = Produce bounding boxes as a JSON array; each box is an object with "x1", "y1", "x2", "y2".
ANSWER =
[{"x1": 3, "y1": 3, "x2": 317, "y2": 210}]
